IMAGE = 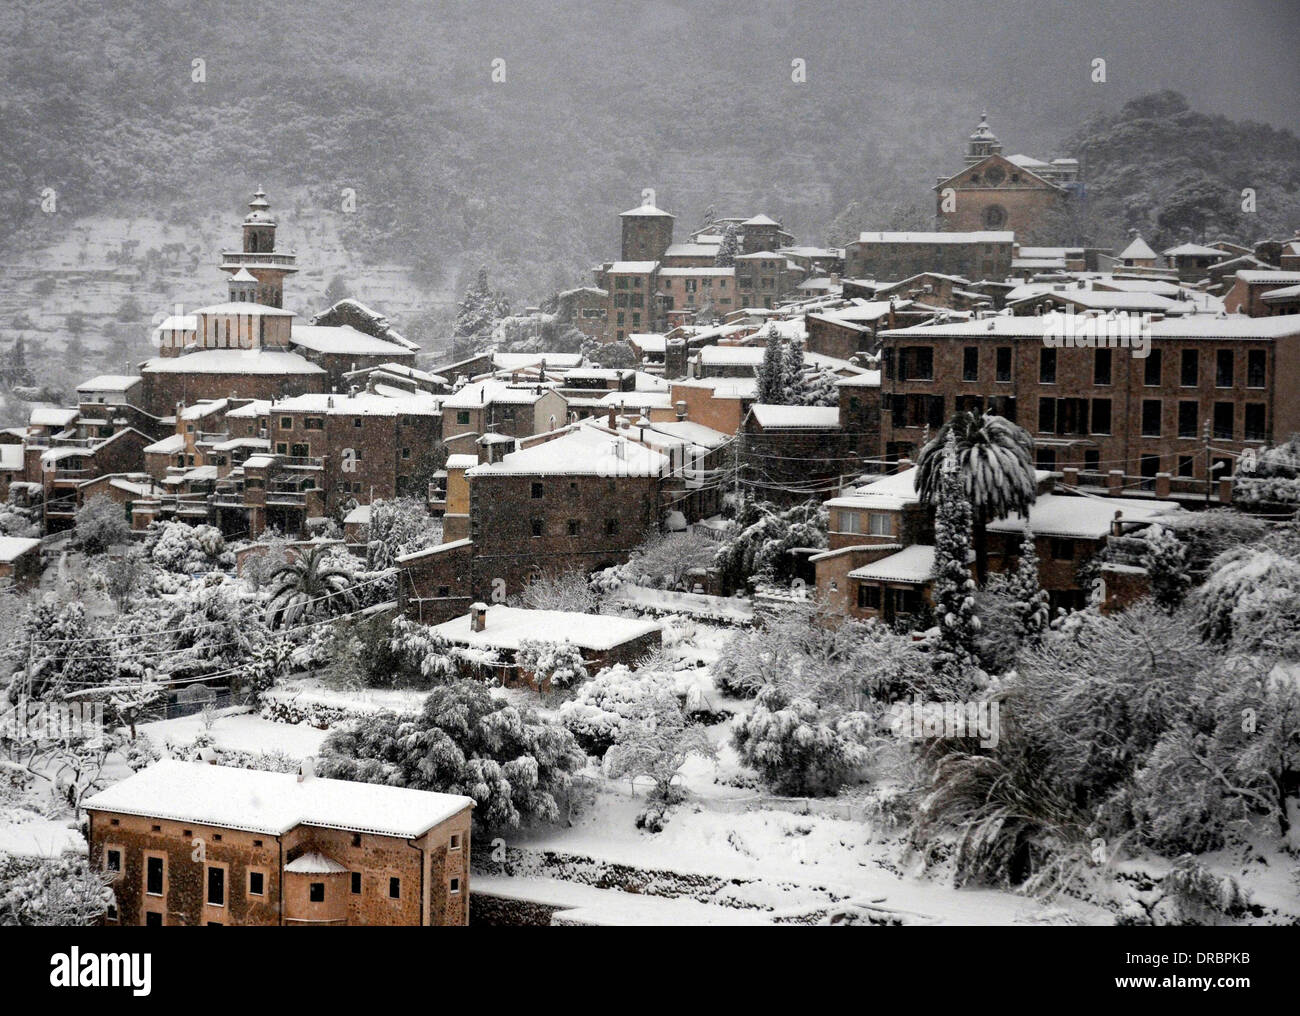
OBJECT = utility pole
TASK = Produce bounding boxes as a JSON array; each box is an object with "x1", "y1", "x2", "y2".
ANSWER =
[{"x1": 1203, "y1": 417, "x2": 1212, "y2": 506}]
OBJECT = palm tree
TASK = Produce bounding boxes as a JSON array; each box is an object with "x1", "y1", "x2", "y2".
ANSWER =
[
  {"x1": 265, "y1": 544, "x2": 360, "y2": 629},
  {"x1": 915, "y1": 411, "x2": 1037, "y2": 583}
]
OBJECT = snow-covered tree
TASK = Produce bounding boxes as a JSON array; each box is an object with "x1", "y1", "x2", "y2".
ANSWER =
[
  {"x1": 624, "y1": 529, "x2": 717, "y2": 590},
  {"x1": 732, "y1": 684, "x2": 872, "y2": 796},
  {"x1": 94, "y1": 547, "x2": 151, "y2": 613},
  {"x1": 317, "y1": 680, "x2": 586, "y2": 832},
  {"x1": 1195, "y1": 543, "x2": 1300, "y2": 656},
  {"x1": 0, "y1": 857, "x2": 114, "y2": 927},
  {"x1": 558, "y1": 664, "x2": 672, "y2": 755},
  {"x1": 713, "y1": 499, "x2": 827, "y2": 592},
  {"x1": 603, "y1": 688, "x2": 715, "y2": 824},
  {"x1": 265, "y1": 544, "x2": 360, "y2": 629},
  {"x1": 74, "y1": 495, "x2": 130, "y2": 555},
  {"x1": 365, "y1": 497, "x2": 442, "y2": 570},
  {"x1": 7, "y1": 597, "x2": 112, "y2": 701},
  {"x1": 1008, "y1": 528, "x2": 1050, "y2": 639},
  {"x1": 1142, "y1": 524, "x2": 1191, "y2": 612},
  {"x1": 713, "y1": 223, "x2": 740, "y2": 267},
  {"x1": 516, "y1": 639, "x2": 588, "y2": 696},
  {"x1": 756, "y1": 329, "x2": 785, "y2": 404},
  {"x1": 144, "y1": 521, "x2": 234, "y2": 574},
  {"x1": 781, "y1": 339, "x2": 808, "y2": 404},
  {"x1": 452, "y1": 265, "x2": 509, "y2": 359},
  {"x1": 929, "y1": 431, "x2": 980, "y2": 676},
  {"x1": 512, "y1": 568, "x2": 600, "y2": 613}
]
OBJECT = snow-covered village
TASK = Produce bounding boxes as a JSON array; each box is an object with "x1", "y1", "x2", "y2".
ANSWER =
[{"x1": 0, "y1": 0, "x2": 1297, "y2": 992}]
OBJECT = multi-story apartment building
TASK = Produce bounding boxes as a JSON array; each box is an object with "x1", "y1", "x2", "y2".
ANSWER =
[
  {"x1": 593, "y1": 261, "x2": 662, "y2": 339},
  {"x1": 85, "y1": 760, "x2": 473, "y2": 927},
  {"x1": 733, "y1": 251, "x2": 804, "y2": 309},
  {"x1": 877, "y1": 314, "x2": 1300, "y2": 495}
]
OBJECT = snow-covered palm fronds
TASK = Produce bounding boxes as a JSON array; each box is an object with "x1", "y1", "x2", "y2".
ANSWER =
[{"x1": 264, "y1": 544, "x2": 361, "y2": 629}]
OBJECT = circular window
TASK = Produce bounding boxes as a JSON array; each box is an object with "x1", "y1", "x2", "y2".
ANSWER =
[
  {"x1": 984, "y1": 166, "x2": 1006, "y2": 186},
  {"x1": 983, "y1": 205, "x2": 1007, "y2": 229}
]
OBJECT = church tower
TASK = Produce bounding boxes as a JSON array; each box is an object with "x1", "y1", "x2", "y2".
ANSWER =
[
  {"x1": 965, "y1": 111, "x2": 1003, "y2": 166},
  {"x1": 219, "y1": 189, "x2": 298, "y2": 308}
]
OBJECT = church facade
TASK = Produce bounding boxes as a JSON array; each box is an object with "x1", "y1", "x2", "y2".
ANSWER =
[{"x1": 934, "y1": 113, "x2": 1081, "y2": 238}]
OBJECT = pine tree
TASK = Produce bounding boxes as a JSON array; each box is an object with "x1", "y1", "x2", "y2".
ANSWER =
[
  {"x1": 452, "y1": 266, "x2": 499, "y2": 358},
  {"x1": 781, "y1": 340, "x2": 807, "y2": 404},
  {"x1": 756, "y1": 329, "x2": 784, "y2": 403},
  {"x1": 930, "y1": 432, "x2": 980, "y2": 675},
  {"x1": 1143, "y1": 524, "x2": 1190, "y2": 612},
  {"x1": 1010, "y1": 528, "x2": 1050, "y2": 640},
  {"x1": 714, "y1": 224, "x2": 740, "y2": 267}
]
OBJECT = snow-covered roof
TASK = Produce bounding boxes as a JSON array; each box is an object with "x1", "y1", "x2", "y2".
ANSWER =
[
  {"x1": 627, "y1": 333, "x2": 667, "y2": 353},
  {"x1": 141, "y1": 350, "x2": 326, "y2": 375},
  {"x1": 155, "y1": 314, "x2": 197, "y2": 332},
  {"x1": 179, "y1": 399, "x2": 228, "y2": 420},
  {"x1": 342, "y1": 504, "x2": 371, "y2": 526},
  {"x1": 620, "y1": 203, "x2": 674, "y2": 218},
  {"x1": 987, "y1": 494, "x2": 1179, "y2": 540},
  {"x1": 848, "y1": 545, "x2": 936, "y2": 583},
  {"x1": 229, "y1": 267, "x2": 258, "y2": 282},
  {"x1": 749, "y1": 404, "x2": 842, "y2": 430},
  {"x1": 856, "y1": 231, "x2": 1014, "y2": 244},
  {"x1": 1118, "y1": 236, "x2": 1158, "y2": 261},
  {"x1": 664, "y1": 243, "x2": 719, "y2": 258},
  {"x1": 290, "y1": 324, "x2": 415, "y2": 357},
  {"x1": 671, "y1": 377, "x2": 757, "y2": 399},
  {"x1": 0, "y1": 445, "x2": 24, "y2": 471},
  {"x1": 432, "y1": 605, "x2": 660, "y2": 653},
  {"x1": 1261, "y1": 283, "x2": 1300, "y2": 302},
  {"x1": 194, "y1": 302, "x2": 295, "y2": 317},
  {"x1": 643, "y1": 420, "x2": 731, "y2": 449},
  {"x1": 466, "y1": 427, "x2": 668, "y2": 478},
  {"x1": 84, "y1": 761, "x2": 473, "y2": 837},
  {"x1": 441, "y1": 379, "x2": 563, "y2": 409},
  {"x1": 1162, "y1": 243, "x2": 1227, "y2": 258},
  {"x1": 225, "y1": 400, "x2": 272, "y2": 418},
  {"x1": 77, "y1": 375, "x2": 141, "y2": 393},
  {"x1": 272, "y1": 390, "x2": 441, "y2": 417},
  {"x1": 881, "y1": 313, "x2": 1300, "y2": 341},
  {"x1": 0, "y1": 536, "x2": 40, "y2": 562},
  {"x1": 1235, "y1": 270, "x2": 1300, "y2": 285},
  {"x1": 395, "y1": 537, "x2": 473, "y2": 564},
  {"x1": 659, "y1": 267, "x2": 735, "y2": 277},
  {"x1": 490, "y1": 352, "x2": 583, "y2": 370},
  {"x1": 29, "y1": 407, "x2": 79, "y2": 428},
  {"x1": 143, "y1": 434, "x2": 185, "y2": 455},
  {"x1": 604, "y1": 261, "x2": 660, "y2": 274},
  {"x1": 284, "y1": 851, "x2": 347, "y2": 874},
  {"x1": 742, "y1": 214, "x2": 781, "y2": 226},
  {"x1": 598, "y1": 391, "x2": 672, "y2": 411},
  {"x1": 444, "y1": 453, "x2": 479, "y2": 470},
  {"x1": 834, "y1": 371, "x2": 881, "y2": 388}
]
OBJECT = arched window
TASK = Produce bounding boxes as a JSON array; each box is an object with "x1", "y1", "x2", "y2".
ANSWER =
[{"x1": 983, "y1": 204, "x2": 1008, "y2": 229}]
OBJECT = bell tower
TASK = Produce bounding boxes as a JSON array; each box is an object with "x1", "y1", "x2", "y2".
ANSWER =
[
  {"x1": 965, "y1": 111, "x2": 1003, "y2": 166},
  {"x1": 219, "y1": 189, "x2": 298, "y2": 308}
]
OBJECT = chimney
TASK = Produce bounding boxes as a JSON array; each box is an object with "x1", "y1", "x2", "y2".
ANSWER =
[
  {"x1": 298, "y1": 756, "x2": 316, "y2": 783},
  {"x1": 1154, "y1": 471, "x2": 1171, "y2": 498},
  {"x1": 471, "y1": 602, "x2": 488, "y2": 632},
  {"x1": 675, "y1": 400, "x2": 687, "y2": 421},
  {"x1": 1111, "y1": 510, "x2": 1124, "y2": 538},
  {"x1": 1108, "y1": 469, "x2": 1124, "y2": 496},
  {"x1": 607, "y1": 407, "x2": 617, "y2": 429}
]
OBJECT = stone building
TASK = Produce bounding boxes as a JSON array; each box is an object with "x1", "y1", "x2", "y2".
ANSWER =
[
  {"x1": 845, "y1": 231, "x2": 1014, "y2": 282},
  {"x1": 933, "y1": 112, "x2": 1080, "y2": 236},
  {"x1": 877, "y1": 313, "x2": 1300, "y2": 492},
  {"x1": 85, "y1": 760, "x2": 473, "y2": 926}
]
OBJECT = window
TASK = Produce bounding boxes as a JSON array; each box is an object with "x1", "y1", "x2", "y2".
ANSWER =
[
  {"x1": 900, "y1": 346, "x2": 934, "y2": 381},
  {"x1": 389, "y1": 877, "x2": 401, "y2": 899},
  {"x1": 449, "y1": 878, "x2": 461, "y2": 894},
  {"x1": 1091, "y1": 399, "x2": 1111, "y2": 435},
  {"x1": 1094, "y1": 348, "x2": 1112, "y2": 386},
  {"x1": 304, "y1": 417, "x2": 324, "y2": 430},
  {"x1": 604, "y1": 519, "x2": 619, "y2": 536},
  {"x1": 856, "y1": 585, "x2": 881, "y2": 610},
  {"x1": 450, "y1": 834, "x2": 462, "y2": 850},
  {"x1": 146, "y1": 911, "x2": 162, "y2": 927},
  {"x1": 146, "y1": 856, "x2": 164, "y2": 896},
  {"x1": 456, "y1": 411, "x2": 470, "y2": 426},
  {"x1": 105, "y1": 848, "x2": 121, "y2": 873},
  {"x1": 1181, "y1": 349, "x2": 1199, "y2": 387},
  {"x1": 962, "y1": 346, "x2": 979, "y2": 382},
  {"x1": 280, "y1": 416, "x2": 292, "y2": 430},
  {"x1": 838, "y1": 510, "x2": 862, "y2": 534},
  {"x1": 1216, "y1": 349, "x2": 1233, "y2": 388},
  {"x1": 567, "y1": 519, "x2": 580, "y2": 536},
  {"x1": 1244, "y1": 403, "x2": 1266, "y2": 442},
  {"x1": 1178, "y1": 400, "x2": 1198, "y2": 438},
  {"x1": 1057, "y1": 398, "x2": 1088, "y2": 436},
  {"x1": 207, "y1": 866, "x2": 225, "y2": 907},
  {"x1": 996, "y1": 347, "x2": 1012, "y2": 383},
  {"x1": 1084, "y1": 449, "x2": 1100, "y2": 472},
  {"x1": 1039, "y1": 347, "x2": 1056, "y2": 384},
  {"x1": 401, "y1": 448, "x2": 410, "y2": 459},
  {"x1": 1140, "y1": 454, "x2": 1160, "y2": 489},
  {"x1": 1141, "y1": 399, "x2": 1162, "y2": 437},
  {"x1": 1143, "y1": 349, "x2": 1162, "y2": 387},
  {"x1": 868, "y1": 513, "x2": 891, "y2": 536},
  {"x1": 531, "y1": 519, "x2": 543, "y2": 537},
  {"x1": 436, "y1": 585, "x2": 450, "y2": 598},
  {"x1": 1036, "y1": 447, "x2": 1056, "y2": 471},
  {"x1": 107, "y1": 903, "x2": 118, "y2": 921},
  {"x1": 1213, "y1": 401, "x2": 1234, "y2": 440},
  {"x1": 1038, "y1": 397, "x2": 1056, "y2": 433},
  {"x1": 351, "y1": 872, "x2": 362, "y2": 895},
  {"x1": 1247, "y1": 349, "x2": 1266, "y2": 389},
  {"x1": 309, "y1": 882, "x2": 325, "y2": 903},
  {"x1": 1050, "y1": 538, "x2": 1075, "y2": 561},
  {"x1": 1178, "y1": 455, "x2": 1195, "y2": 478},
  {"x1": 530, "y1": 482, "x2": 543, "y2": 499},
  {"x1": 248, "y1": 871, "x2": 265, "y2": 897}
]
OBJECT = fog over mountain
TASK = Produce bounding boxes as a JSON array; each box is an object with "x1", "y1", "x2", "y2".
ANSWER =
[{"x1": 1, "y1": 0, "x2": 1297, "y2": 312}]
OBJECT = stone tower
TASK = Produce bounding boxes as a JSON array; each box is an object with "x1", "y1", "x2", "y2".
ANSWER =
[
  {"x1": 964, "y1": 111, "x2": 1003, "y2": 166},
  {"x1": 219, "y1": 189, "x2": 299, "y2": 308},
  {"x1": 620, "y1": 197, "x2": 675, "y2": 262}
]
